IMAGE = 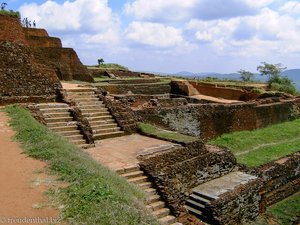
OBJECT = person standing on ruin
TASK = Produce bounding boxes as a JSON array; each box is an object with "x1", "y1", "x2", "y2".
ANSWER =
[{"x1": 33, "y1": 20, "x2": 36, "y2": 28}]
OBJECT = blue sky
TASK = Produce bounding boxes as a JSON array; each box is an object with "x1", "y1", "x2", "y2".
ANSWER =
[{"x1": 5, "y1": 0, "x2": 300, "y2": 73}]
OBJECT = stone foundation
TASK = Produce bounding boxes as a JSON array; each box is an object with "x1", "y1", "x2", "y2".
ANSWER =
[
  {"x1": 135, "y1": 99, "x2": 300, "y2": 140},
  {"x1": 138, "y1": 143, "x2": 237, "y2": 214}
]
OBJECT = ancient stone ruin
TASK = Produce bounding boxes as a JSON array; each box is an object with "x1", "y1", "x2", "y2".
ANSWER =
[{"x1": 1, "y1": 13, "x2": 299, "y2": 225}]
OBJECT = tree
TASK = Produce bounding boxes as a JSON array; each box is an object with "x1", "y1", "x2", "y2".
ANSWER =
[
  {"x1": 257, "y1": 62, "x2": 296, "y2": 94},
  {"x1": 237, "y1": 69, "x2": 254, "y2": 82},
  {"x1": 97, "y1": 58, "x2": 104, "y2": 66},
  {"x1": 1, "y1": 2, "x2": 7, "y2": 10},
  {"x1": 257, "y1": 62, "x2": 286, "y2": 80}
]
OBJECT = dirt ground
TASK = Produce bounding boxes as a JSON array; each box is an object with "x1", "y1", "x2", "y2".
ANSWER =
[{"x1": 0, "y1": 111, "x2": 60, "y2": 225}]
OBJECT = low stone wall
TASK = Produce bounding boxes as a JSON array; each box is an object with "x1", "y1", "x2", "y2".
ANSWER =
[
  {"x1": 249, "y1": 152, "x2": 300, "y2": 211},
  {"x1": 114, "y1": 94, "x2": 188, "y2": 108},
  {"x1": 206, "y1": 180, "x2": 262, "y2": 225},
  {"x1": 99, "y1": 83, "x2": 171, "y2": 95},
  {"x1": 89, "y1": 68, "x2": 156, "y2": 78},
  {"x1": 138, "y1": 143, "x2": 237, "y2": 214},
  {"x1": 135, "y1": 99, "x2": 300, "y2": 140}
]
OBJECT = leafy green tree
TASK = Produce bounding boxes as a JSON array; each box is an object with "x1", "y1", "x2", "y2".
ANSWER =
[
  {"x1": 257, "y1": 62, "x2": 286, "y2": 80},
  {"x1": 97, "y1": 58, "x2": 104, "y2": 66},
  {"x1": 237, "y1": 69, "x2": 254, "y2": 82},
  {"x1": 257, "y1": 62, "x2": 296, "y2": 94}
]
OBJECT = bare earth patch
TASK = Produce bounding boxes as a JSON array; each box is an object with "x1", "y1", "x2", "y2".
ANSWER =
[{"x1": 0, "y1": 111, "x2": 59, "y2": 225}]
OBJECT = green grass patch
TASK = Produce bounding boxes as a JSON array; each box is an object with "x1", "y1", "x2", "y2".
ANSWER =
[
  {"x1": 5, "y1": 105, "x2": 159, "y2": 225},
  {"x1": 87, "y1": 63, "x2": 129, "y2": 70},
  {"x1": 252, "y1": 192, "x2": 300, "y2": 225},
  {"x1": 209, "y1": 119, "x2": 300, "y2": 167},
  {"x1": 0, "y1": 9, "x2": 20, "y2": 18},
  {"x1": 138, "y1": 123, "x2": 198, "y2": 144}
]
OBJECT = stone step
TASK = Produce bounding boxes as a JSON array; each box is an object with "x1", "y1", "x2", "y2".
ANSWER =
[
  {"x1": 47, "y1": 121, "x2": 77, "y2": 128},
  {"x1": 42, "y1": 112, "x2": 71, "y2": 118},
  {"x1": 184, "y1": 205, "x2": 202, "y2": 217},
  {"x1": 93, "y1": 131, "x2": 124, "y2": 140},
  {"x1": 93, "y1": 127, "x2": 121, "y2": 134},
  {"x1": 81, "y1": 108, "x2": 108, "y2": 113},
  {"x1": 89, "y1": 119, "x2": 115, "y2": 126},
  {"x1": 74, "y1": 97, "x2": 100, "y2": 102},
  {"x1": 37, "y1": 103, "x2": 69, "y2": 109},
  {"x1": 77, "y1": 101, "x2": 104, "y2": 106},
  {"x1": 40, "y1": 107, "x2": 71, "y2": 113},
  {"x1": 67, "y1": 91, "x2": 96, "y2": 96},
  {"x1": 115, "y1": 165, "x2": 140, "y2": 175},
  {"x1": 65, "y1": 134, "x2": 85, "y2": 141},
  {"x1": 145, "y1": 188, "x2": 157, "y2": 195},
  {"x1": 91, "y1": 123, "x2": 118, "y2": 130},
  {"x1": 192, "y1": 191, "x2": 215, "y2": 201},
  {"x1": 45, "y1": 117, "x2": 73, "y2": 123},
  {"x1": 83, "y1": 112, "x2": 110, "y2": 117},
  {"x1": 146, "y1": 195, "x2": 161, "y2": 204},
  {"x1": 138, "y1": 182, "x2": 152, "y2": 189},
  {"x1": 57, "y1": 130, "x2": 81, "y2": 136},
  {"x1": 185, "y1": 199, "x2": 205, "y2": 211},
  {"x1": 159, "y1": 215, "x2": 177, "y2": 225},
  {"x1": 153, "y1": 208, "x2": 170, "y2": 219},
  {"x1": 79, "y1": 104, "x2": 106, "y2": 109},
  {"x1": 66, "y1": 88, "x2": 97, "y2": 92},
  {"x1": 128, "y1": 176, "x2": 148, "y2": 184},
  {"x1": 87, "y1": 115, "x2": 113, "y2": 121},
  {"x1": 121, "y1": 170, "x2": 144, "y2": 179},
  {"x1": 147, "y1": 201, "x2": 165, "y2": 211},
  {"x1": 50, "y1": 125, "x2": 79, "y2": 132},
  {"x1": 189, "y1": 194, "x2": 211, "y2": 205}
]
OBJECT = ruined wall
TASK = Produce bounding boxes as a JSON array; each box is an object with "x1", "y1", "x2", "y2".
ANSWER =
[
  {"x1": 0, "y1": 15, "x2": 27, "y2": 45},
  {"x1": 138, "y1": 143, "x2": 237, "y2": 214},
  {"x1": 250, "y1": 152, "x2": 300, "y2": 211},
  {"x1": 89, "y1": 68, "x2": 156, "y2": 78},
  {"x1": 99, "y1": 83, "x2": 171, "y2": 95},
  {"x1": 26, "y1": 36, "x2": 62, "y2": 48},
  {"x1": 206, "y1": 180, "x2": 261, "y2": 225},
  {"x1": 135, "y1": 99, "x2": 300, "y2": 140},
  {"x1": 101, "y1": 95, "x2": 138, "y2": 133},
  {"x1": 23, "y1": 28, "x2": 49, "y2": 37},
  {"x1": 114, "y1": 95, "x2": 188, "y2": 108},
  {"x1": 0, "y1": 41, "x2": 61, "y2": 104},
  {"x1": 31, "y1": 47, "x2": 93, "y2": 82},
  {"x1": 171, "y1": 80, "x2": 259, "y2": 101}
]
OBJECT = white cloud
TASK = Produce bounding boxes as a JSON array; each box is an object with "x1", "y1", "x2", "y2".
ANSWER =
[
  {"x1": 124, "y1": 0, "x2": 197, "y2": 22},
  {"x1": 19, "y1": 0, "x2": 120, "y2": 44},
  {"x1": 125, "y1": 22, "x2": 185, "y2": 48},
  {"x1": 280, "y1": 1, "x2": 300, "y2": 15},
  {"x1": 187, "y1": 8, "x2": 300, "y2": 56}
]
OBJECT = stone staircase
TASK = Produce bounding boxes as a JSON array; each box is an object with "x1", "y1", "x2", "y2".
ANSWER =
[
  {"x1": 185, "y1": 171, "x2": 257, "y2": 221},
  {"x1": 116, "y1": 165, "x2": 182, "y2": 225},
  {"x1": 65, "y1": 88, "x2": 125, "y2": 140},
  {"x1": 37, "y1": 103, "x2": 91, "y2": 148}
]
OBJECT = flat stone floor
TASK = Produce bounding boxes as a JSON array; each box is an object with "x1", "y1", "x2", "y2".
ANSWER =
[
  {"x1": 84, "y1": 134, "x2": 173, "y2": 170},
  {"x1": 193, "y1": 171, "x2": 257, "y2": 199}
]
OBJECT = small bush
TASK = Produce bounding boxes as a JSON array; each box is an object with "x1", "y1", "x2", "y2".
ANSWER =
[{"x1": 269, "y1": 76, "x2": 297, "y2": 95}]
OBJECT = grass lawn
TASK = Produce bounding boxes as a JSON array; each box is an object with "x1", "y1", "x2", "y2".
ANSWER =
[
  {"x1": 138, "y1": 123, "x2": 198, "y2": 144},
  {"x1": 5, "y1": 105, "x2": 159, "y2": 225},
  {"x1": 209, "y1": 119, "x2": 300, "y2": 167},
  {"x1": 252, "y1": 192, "x2": 300, "y2": 225}
]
